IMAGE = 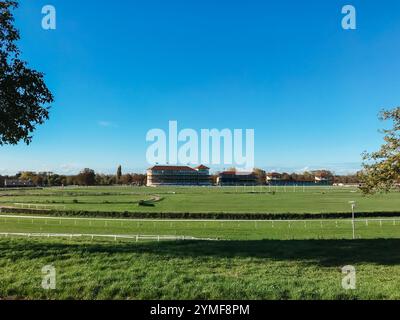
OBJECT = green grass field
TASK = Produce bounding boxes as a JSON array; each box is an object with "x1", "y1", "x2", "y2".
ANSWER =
[
  {"x1": 0, "y1": 214, "x2": 400, "y2": 299},
  {"x1": 1, "y1": 237, "x2": 400, "y2": 299},
  {"x1": 1, "y1": 186, "x2": 400, "y2": 214},
  {"x1": 1, "y1": 186, "x2": 400, "y2": 300},
  {"x1": 1, "y1": 215, "x2": 400, "y2": 240}
]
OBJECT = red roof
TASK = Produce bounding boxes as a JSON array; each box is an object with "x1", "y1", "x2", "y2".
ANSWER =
[
  {"x1": 314, "y1": 172, "x2": 332, "y2": 178},
  {"x1": 195, "y1": 165, "x2": 210, "y2": 170},
  {"x1": 220, "y1": 171, "x2": 236, "y2": 175},
  {"x1": 220, "y1": 171, "x2": 254, "y2": 176},
  {"x1": 148, "y1": 165, "x2": 196, "y2": 171},
  {"x1": 267, "y1": 172, "x2": 281, "y2": 177}
]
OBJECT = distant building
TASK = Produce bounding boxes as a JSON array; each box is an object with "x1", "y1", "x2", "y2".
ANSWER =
[
  {"x1": 314, "y1": 172, "x2": 333, "y2": 185},
  {"x1": 217, "y1": 171, "x2": 257, "y2": 186},
  {"x1": 265, "y1": 171, "x2": 334, "y2": 186},
  {"x1": 266, "y1": 172, "x2": 283, "y2": 183},
  {"x1": 4, "y1": 179, "x2": 35, "y2": 188},
  {"x1": 146, "y1": 165, "x2": 211, "y2": 186}
]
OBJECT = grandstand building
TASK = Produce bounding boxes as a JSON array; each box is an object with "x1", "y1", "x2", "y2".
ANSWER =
[
  {"x1": 314, "y1": 172, "x2": 334, "y2": 185},
  {"x1": 266, "y1": 172, "x2": 283, "y2": 184},
  {"x1": 146, "y1": 165, "x2": 211, "y2": 186},
  {"x1": 266, "y1": 171, "x2": 334, "y2": 186},
  {"x1": 217, "y1": 171, "x2": 258, "y2": 186},
  {"x1": 3, "y1": 179, "x2": 35, "y2": 188}
]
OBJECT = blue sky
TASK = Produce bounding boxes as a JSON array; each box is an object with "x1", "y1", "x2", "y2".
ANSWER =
[{"x1": 1, "y1": 0, "x2": 400, "y2": 174}]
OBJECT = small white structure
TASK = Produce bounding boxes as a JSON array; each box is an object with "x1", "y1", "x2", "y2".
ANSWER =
[{"x1": 4, "y1": 179, "x2": 35, "y2": 188}]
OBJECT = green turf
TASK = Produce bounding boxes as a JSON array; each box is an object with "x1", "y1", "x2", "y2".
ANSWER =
[
  {"x1": 1, "y1": 237, "x2": 400, "y2": 299},
  {"x1": 1, "y1": 186, "x2": 400, "y2": 214},
  {"x1": 1, "y1": 215, "x2": 400, "y2": 240},
  {"x1": 1, "y1": 186, "x2": 399, "y2": 300}
]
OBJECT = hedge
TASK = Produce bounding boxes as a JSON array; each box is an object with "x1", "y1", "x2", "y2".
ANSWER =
[{"x1": 2, "y1": 207, "x2": 400, "y2": 220}]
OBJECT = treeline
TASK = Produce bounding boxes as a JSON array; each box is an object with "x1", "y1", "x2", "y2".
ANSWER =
[
  {"x1": 224, "y1": 168, "x2": 362, "y2": 185},
  {"x1": 332, "y1": 174, "x2": 362, "y2": 184},
  {"x1": 0, "y1": 167, "x2": 362, "y2": 188},
  {"x1": 273, "y1": 172, "x2": 361, "y2": 184},
  {"x1": 0, "y1": 168, "x2": 147, "y2": 187}
]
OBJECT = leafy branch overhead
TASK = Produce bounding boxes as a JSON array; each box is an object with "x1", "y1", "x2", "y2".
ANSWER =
[
  {"x1": 0, "y1": 0, "x2": 53, "y2": 145},
  {"x1": 361, "y1": 107, "x2": 400, "y2": 194}
]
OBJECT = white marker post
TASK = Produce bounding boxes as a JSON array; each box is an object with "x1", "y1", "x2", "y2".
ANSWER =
[{"x1": 349, "y1": 201, "x2": 356, "y2": 239}]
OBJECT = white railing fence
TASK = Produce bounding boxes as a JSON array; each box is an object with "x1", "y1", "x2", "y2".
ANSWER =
[
  {"x1": 12, "y1": 203, "x2": 67, "y2": 210},
  {"x1": 0, "y1": 232, "x2": 218, "y2": 242}
]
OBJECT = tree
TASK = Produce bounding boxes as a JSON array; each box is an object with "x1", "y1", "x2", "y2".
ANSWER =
[
  {"x1": 95, "y1": 173, "x2": 115, "y2": 185},
  {"x1": 360, "y1": 107, "x2": 400, "y2": 194},
  {"x1": 66, "y1": 175, "x2": 76, "y2": 186},
  {"x1": 132, "y1": 174, "x2": 146, "y2": 186},
  {"x1": 311, "y1": 170, "x2": 333, "y2": 178},
  {"x1": 31, "y1": 174, "x2": 44, "y2": 186},
  {"x1": 76, "y1": 168, "x2": 96, "y2": 186},
  {"x1": 253, "y1": 168, "x2": 266, "y2": 185},
  {"x1": 19, "y1": 171, "x2": 35, "y2": 181},
  {"x1": 48, "y1": 174, "x2": 64, "y2": 187},
  {"x1": 302, "y1": 171, "x2": 314, "y2": 182},
  {"x1": 0, "y1": 1, "x2": 53, "y2": 145},
  {"x1": 120, "y1": 174, "x2": 133, "y2": 185},
  {"x1": 116, "y1": 165, "x2": 122, "y2": 183},
  {"x1": 290, "y1": 173, "x2": 299, "y2": 182},
  {"x1": 281, "y1": 172, "x2": 291, "y2": 181}
]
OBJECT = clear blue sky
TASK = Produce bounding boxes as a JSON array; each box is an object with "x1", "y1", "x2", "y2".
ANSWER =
[{"x1": 1, "y1": 0, "x2": 400, "y2": 175}]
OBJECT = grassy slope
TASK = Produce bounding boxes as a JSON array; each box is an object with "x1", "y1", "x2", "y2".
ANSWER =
[
  {"x1": 1, "y1": 186, "x2": 400, "y2": 214},
  {"x1": 1, "y1": 237, "x2": 400, "y2": 300}
]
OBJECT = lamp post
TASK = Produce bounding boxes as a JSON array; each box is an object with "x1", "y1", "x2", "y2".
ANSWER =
[{"x1": 349, "y1": 201, "x2": 356, "y2": 239}]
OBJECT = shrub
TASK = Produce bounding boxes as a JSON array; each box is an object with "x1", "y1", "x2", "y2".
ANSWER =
[{"x1": 2, "y1": 207, "x2": 400, "y2": 220}]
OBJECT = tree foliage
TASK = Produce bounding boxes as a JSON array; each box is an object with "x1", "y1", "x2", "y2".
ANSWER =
[
  {"x1": 116, "y1": 165, "x2": 122, "y2": 183},
  {"x1": 253, "y1": 168, "x2": 266, "y2": 185},
  {"x1": 0, "y1": 0, "x2": 53, "y2": 145},
  {"x1": 360, "y1": 107, "x2": 400, "y2": 194},
  {"x1": 76, "y1": 168, "x2": 96, "y2": 186}
]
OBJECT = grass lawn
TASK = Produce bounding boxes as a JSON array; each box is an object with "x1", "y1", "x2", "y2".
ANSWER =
[
  {"x1": 1, "y1": 237, "x2": 400, "y2": 300},
  {"x1": 1, "y1": 186, "x2": 399, "y2": 300},
  {"x1": 1, "y1": 186, "x2": 400, "y2": 214},
  {"x1": 1, "y1": 215, "x2": 400, "y2": 240}
]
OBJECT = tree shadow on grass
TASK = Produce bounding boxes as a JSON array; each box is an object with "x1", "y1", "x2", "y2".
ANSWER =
[{"x1": 1, "y1": 238, "x2": 400, "y2": 267}]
